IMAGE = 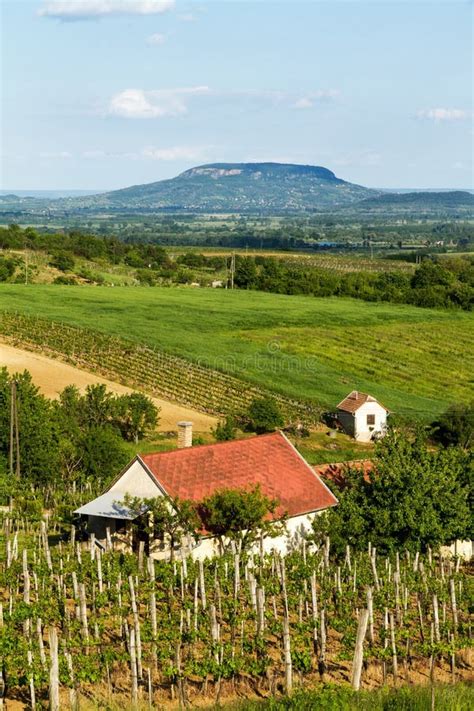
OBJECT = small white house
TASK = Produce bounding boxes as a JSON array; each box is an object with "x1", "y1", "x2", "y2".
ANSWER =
[
  {"x1": 337, "y1": 391, "x2": 389, "y2": 442},
  {"x1": 75, "y1": 427, "x2": 338, "y2": 560}
]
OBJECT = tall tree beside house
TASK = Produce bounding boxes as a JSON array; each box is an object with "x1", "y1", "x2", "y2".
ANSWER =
[
  {"x1": 113, "y1": 392, "x2": 159, "y2": 443},
  {"x1": 0, "y1": 368, "x2": 60, "y2": 486},
  {"x1": 431, "y1": 401, "x2": 474, "y2": 450},
  {"x1": 0, "y1": 370, "x2": 154, "y2": 508},
  {"x1": 247, "y1": 396, "x2": 284, "y2": 434},
  {"x1": 199, "y1": 485, "x2": 285, "y2": 553},
  {"x1": 212, "y1": 415, "x2": 237, "y2": 441},
  {"x1": 313, "y1": 430, "x2": 472, "y2": 554},
  {"x1": 123, "y1": 493, "x2": 200, "y2": 562}
]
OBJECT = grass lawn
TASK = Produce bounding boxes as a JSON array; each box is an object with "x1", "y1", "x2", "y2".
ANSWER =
[{"x1": 1, "y1": 284, "x2": 472, "y2": 421}]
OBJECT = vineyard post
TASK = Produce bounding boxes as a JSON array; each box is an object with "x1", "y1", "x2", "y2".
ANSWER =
[
  {"x1": 48, "y1": 627, "x2": 60, "y2": 711},
  {"x1": 366, "y1": 586, "x2": 374, "y2": 645},
  {"x1": 78, "y1": 583, "x2": 89, "y2": 650},
  {"x1": 147, "y1": 668, "x2": 153, "y2": 710},
  {"x1": 351, "y1": 608, "x2": 369, "y2": 691},
  {"x1": 199, "y1": 559, "x2": 207, "y2": 610},
  {"x1": 65, "y1": 651, "x2": 79, "y2": 711},
  {"x1": 370, "y1": 547, "x2": 380, "y2": 591},
  {"x1": 282, "y1": 610, "x2": 292, "y2": 694},
  {"x1": 147, "y1": 557, "x2": 158, "y2": 668},
  {"x1": 319, "y1": 607, "x2": 327, "y2": 679},
  {"x1": 310, "y1": 572, "x2": 318, "y2": 654},
  {"x1": 129, "y1": 627, "x2": 138, "y2": 709},
  {"x1": 27, "y1": 650, "x2": 36, "y2": 710},
  {"x1": 432, "y1": 594, "x2": 440, "y2": 643},
  {"x1": 450, "y1": 579, "x2": 458, "y2": 634},
  {"x1": 128, "y1": 576, "x2": 143, "y2": 679},
  {"x1": 36, "y1": 618, "x2": 47, "y2": 667},
  {"x1": 389, "y1": 612, "x2": 398, "y2": 686},
  {"x1": 429, "y1": 623, "x2": 435, "y2": 711}
]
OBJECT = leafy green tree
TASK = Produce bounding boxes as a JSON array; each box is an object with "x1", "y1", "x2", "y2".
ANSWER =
[
  {"x1": 49, "y1": 251, "x2": 75, "y2": 272},
  {"x1": 213, "y1": 415, "x2": 237, "y2": 442},
  {"x1": 78, "y1": 425, "x2": 129, "y2": 483},
  {"x1": 0, "y1": 369, "x2": 60, "y2": 485},
  {"x1": 81, "y1": 384, "x2": 114, "y2": 428},
  {"x1": 247, "y1": 396, "x2": 284, "y2": 434},
  {"x1": 313, "y1": 431, "x2": 472, "y2": 554},
  {"x1": 431, "y1": 401, "x2": 474, "y2": 449},
  {"x1": 123, "y1": 493, "x2": 200, "y2": 561},
  {"x1": 234, "y1": 256, "x2": 258, "y2": 289},
  {"x1": 113, "y1": 393, "x2": 159, "y2": 443},
  {"x1": 199, "y1": 485, "x2": 284, "y2": 553}
]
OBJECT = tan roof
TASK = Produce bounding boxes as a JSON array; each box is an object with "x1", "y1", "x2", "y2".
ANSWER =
[{"x1": 337, "y1": 390, "x2": 388, "y2": 414}]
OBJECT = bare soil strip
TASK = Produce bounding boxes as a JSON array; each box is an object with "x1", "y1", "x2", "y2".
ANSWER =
[{"x1": 0, "y1": 341, "x2": 217, "y2": 432}]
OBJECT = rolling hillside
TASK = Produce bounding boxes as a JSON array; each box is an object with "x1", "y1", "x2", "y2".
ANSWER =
[{"x1": 1, "y1": 285, "x2": 472, "y2": 420}]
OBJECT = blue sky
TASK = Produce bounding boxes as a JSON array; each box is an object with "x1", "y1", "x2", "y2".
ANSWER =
[{"x1": 1, "y1": 0, "x2": 472, "y2": 190}]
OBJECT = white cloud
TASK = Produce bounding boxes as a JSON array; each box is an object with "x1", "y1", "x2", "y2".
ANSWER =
[
  {"x1": 178, "y1": 13, "x2": 196, "y2": 22},
  {"x1": 108, "y1": 86, "x2": 210, "y2": 118},
  {"x1": 38, "y1": 1, "x2": 174, "y2": 21},
  {"x1": 416, "y1": 108, "x2": 470, "y2": 121},
  {"x1": 293, "y1": 89, "x2": 340, "y2": 109},
  {"x1": 147, "y1": 32, "x2": 167, "y2": 46},
  {"x1": 141, "y1": 145, "x2": 206, "y2": 161},
  {"x1": 82, "y1": 145, "x2": 208, "y2": 161},
  {"x1": 39, "y1": 151, "x2": 73, "y2": 159},
  {"x1": 293, "y1": 97, "x2": 313, "y2": 110}
]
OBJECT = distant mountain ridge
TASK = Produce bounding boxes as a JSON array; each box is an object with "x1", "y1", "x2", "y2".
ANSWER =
[
  {"x1": 1, "y1": 163, "x2": 472, "y2": 215},
  {"x1": 57, "y1": 162, "x2": 379, "y2": 212}
]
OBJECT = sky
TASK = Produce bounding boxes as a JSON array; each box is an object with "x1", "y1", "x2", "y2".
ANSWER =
[{"x1": 1, "y1": 0, "x2": 472, "y2": 190}]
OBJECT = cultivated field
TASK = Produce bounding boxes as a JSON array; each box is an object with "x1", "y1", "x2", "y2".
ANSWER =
[
  {"x1": 0, "y1": 342, "x2": 217, "y2": 432},
  {"x1": 1, "y1": 285, "x2": 472, "y2": 420},
  {"x1": 1, "y1": 520, "x2": 472, "y2": 709}
]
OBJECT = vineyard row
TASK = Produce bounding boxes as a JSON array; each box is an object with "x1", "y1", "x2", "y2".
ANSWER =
[
  {"x1": 0, "y1": 518, "x2": 471, "y2": 709},
  {"x1": 0, "y1": 311, "x2": 321, "y2": 423}
]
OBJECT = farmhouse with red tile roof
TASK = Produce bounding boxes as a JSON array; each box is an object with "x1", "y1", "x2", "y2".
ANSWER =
[
  {"x1": 76, "y1": 430, "x2": 338, "y2": 560},
  {"x1": 337, "y1": 391, "x2": 389, "y2": 442}
]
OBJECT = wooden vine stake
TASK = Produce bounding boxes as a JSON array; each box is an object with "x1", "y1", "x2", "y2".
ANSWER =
[
  {"x1": 351, "y1": 609, "x2": 369, "y2": 691},
  {"x1": 48, "y1": 627, "x2": 60, "y2": 711},
  {"x1": 282, "y1": 611, "x2": 292, "y2": 694},
  {"x1": 130, "y1": 627, "x2": 138, "y2": 709}
]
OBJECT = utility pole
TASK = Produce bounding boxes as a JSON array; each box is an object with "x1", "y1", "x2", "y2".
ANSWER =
[
  {"x1": 9, "y1": 380, "x2": 20, "y2": 478},
  {"x1": 9, "y1": 380, "x2": 14, "y2": 476},
  {"x1": 229, "y1": 253, "x2": 235, "y2": 290}
]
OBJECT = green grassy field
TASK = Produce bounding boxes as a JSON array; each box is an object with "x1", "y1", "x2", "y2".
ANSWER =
[{"x1": 1, "y1": 284, "x2": 472, "y2": 420}]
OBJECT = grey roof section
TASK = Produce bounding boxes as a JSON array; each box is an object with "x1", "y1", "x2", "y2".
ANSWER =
[{"x1": 74, "y1": 492, "x2": 145, "y2": 520}]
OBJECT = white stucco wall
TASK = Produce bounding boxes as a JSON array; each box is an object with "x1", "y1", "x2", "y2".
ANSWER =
[
  {"x1": 440, "y1": 539, "x2": 472, "y2": 561},
  {"x1": 86, "y1": 458, "x2": 325, "y2": 560},
  {"x1": 353, "y1": 402, "x2": 387, "y2": 442},
  {"x1": 109, "y1": 458, "x2": 163, "y2": 498},
  {"x1": 159, "y1": 511, "x2": 321, "y2": 562}
]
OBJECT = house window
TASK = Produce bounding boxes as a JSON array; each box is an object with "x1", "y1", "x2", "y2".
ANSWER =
[{"x1": 367, "y1": 414, "x2": 376, "y2": 426}]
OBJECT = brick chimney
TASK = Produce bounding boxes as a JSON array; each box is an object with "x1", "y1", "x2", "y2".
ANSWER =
[{"x1": 177, "y1": 421, "x2": 193, "y2": 449}]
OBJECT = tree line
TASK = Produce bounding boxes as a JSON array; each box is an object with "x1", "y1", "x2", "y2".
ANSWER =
[
  {"x1": 1, "y1": 224, "x2": 473, "y2": 309},
  {"x1": 232, "y1": 254, "x2": 474, "y2": 310},
  {"x1": 0, "y1": 369, "x2": 158, "y2": 515}
]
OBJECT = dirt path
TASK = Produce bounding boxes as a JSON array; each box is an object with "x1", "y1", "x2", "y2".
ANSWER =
[{"x1": 0, "y1": 341, "x2": 217, "y2": 432}]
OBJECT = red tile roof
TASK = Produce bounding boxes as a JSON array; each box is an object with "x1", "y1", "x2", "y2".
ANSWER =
[
  {"x1": 139, "y1": 432, "x2": 338, "y2": 518},
  {"x1": 314, "y1": 459, "x2": 374, "y2": 489},
  {"x1": 337, "y1": 390, "x2": 388, "y2": 414}
]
